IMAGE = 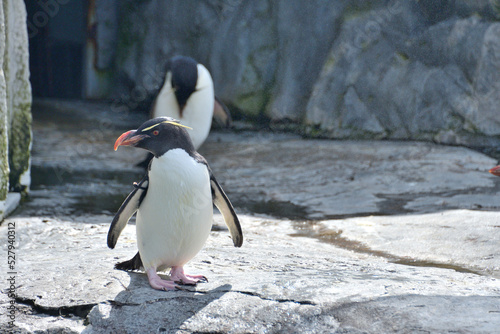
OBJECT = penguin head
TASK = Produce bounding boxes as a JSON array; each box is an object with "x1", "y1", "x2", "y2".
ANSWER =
[
  {"x1": 114, "y1": 117, "x2": 194, "y2": 157},
  {"x1": 167, "y1": 56, "x2": 198, "y2": 112}
]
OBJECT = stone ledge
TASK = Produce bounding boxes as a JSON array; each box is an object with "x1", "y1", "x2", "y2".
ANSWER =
[
  {"x1": 1, "y1": 214, "x2": 498, "y2": 333},
  {"x1": 0, "y1": 192, "x2": 21, "y2": 220}
]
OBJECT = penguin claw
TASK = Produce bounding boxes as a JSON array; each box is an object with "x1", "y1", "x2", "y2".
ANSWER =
[
  {"x1": 175, "y1": 280, "x2": 197, "y2": 286},
  {"x1": 186, "y1": 275, "x2": 208, "y2": 283},
  {"x1": 169, "y1": 266, "x2": 208, "y2": 285}
]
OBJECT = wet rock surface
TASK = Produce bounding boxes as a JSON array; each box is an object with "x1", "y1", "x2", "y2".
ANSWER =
[
  {"x1": 202, "y1": 132, "x2": 500, "y2": 220},
  {"x1": 1, "y1": 100, "x2": 499, "y2": 333}
]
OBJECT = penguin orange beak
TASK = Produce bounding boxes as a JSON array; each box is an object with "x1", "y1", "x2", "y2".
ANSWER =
[
  {"x1": 114, "y1": 130, "x2": 147, "y2": 151},
  {"x1": 489, "y1": 165, "x2": 500, "y2": 176}
]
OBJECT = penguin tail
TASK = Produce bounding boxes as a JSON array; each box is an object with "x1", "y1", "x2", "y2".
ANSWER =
[{"x1": 115, "y1": 252, "x2": 143, "y2": 271}]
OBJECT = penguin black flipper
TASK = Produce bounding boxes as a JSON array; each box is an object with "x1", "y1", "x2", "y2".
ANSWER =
[
  {"x1": 210, "y1": 174, "x2": 243, "y2": 247},
  {"x1": 107, "y1": 175, "x2": 149, "y2": 249},
  {"x1": 213, "y1": 96, "x2": 233, "y2": 128}
]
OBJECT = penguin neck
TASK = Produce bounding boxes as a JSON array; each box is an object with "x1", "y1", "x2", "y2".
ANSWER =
[
  {"x1": 149, "y1": 149, "x2": 209, "y2": 185},
  {"x1": 151, "y1": 147, "x2": 208, "y2": 169},
  {"x1": 151, "y1": 148, "x2": 192, "y2": 171}
]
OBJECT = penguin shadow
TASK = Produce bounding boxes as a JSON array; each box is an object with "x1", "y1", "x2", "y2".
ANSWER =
[{"x1": 108, "y1": 271, "x2": 232, "y2": 329}]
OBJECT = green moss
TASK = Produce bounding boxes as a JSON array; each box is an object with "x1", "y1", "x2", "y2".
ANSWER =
[
  {"x1": 0, "y1": 123, "x2": 8, "y2": 201},
  {"x1": 2, "y1": 0, "x2": 32, "y2": 194},
  {"x1": 343, "y1": 2, "x2": 374, "y2": 21},
  {"x1": 322, "y1": 54, "x2": 336, "y2": 73},
  {"x1": 396, "y1": 51, "x2": 409, "y2": 61},
  {"x1": 9, "y1": 100, "x2": 31, "y2": 193},
  {"x1": 116, "y1": 1, "x2": 148, "y2": 66},
  {"x1": 235, "y1": 93, "x2": 266, "y2": 117},
  {"x1": 0, "y1": 94, "x2": 8, "y2": 201},
  {"x1": 0, "y1": 5, "x2": 8, "y2": 202},
  {"x1": 303, "y1": 124, "x2": 330, "y2": 139},
  {"x1": 235, "y1": 44, "x2": 277, "y2": 122}
]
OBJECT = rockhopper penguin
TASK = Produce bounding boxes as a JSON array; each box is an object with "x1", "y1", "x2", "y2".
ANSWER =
[
  {"x1": 152, "y1": 55, "x2": 232, "y2": 150},
  {"x1": 108, "y1": 117, "x2": 243, "y2": 291}
]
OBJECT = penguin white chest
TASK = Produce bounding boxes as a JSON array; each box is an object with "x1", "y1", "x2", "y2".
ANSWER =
[
  {"x1": 180, "y1": 64, "x2": 215, "y2": 149},
  {"x1": 136, "y1": 149, "x2": 213, "y2": 270}
]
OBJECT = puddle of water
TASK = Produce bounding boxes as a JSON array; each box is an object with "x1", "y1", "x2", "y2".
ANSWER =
[
  {"x1": 16, "y1": 189, "x2": 131, "y2": 217},
  {"x1": 71, "y1": 193, "x2": 128, "y2": 216},
  {"x1": 375, "y1": 194, "x2": 413, "y2": 215},
  {"x1": 392, "y1": 259, "x2": 480, "y2": 275},
  {"x1": 31, "y1": 165, "x2": 142, "y2": 190},
  {"x1": 32, "y1": 100, "x2": 147, "y2": 131},
  {"x1": 18, "y1": 164, "x2": 143, "y2": 217},
  {"x1": 290, "y1": 221, "x2": 482, "y2": 275},
  {"x1": 233, "y1": 198, "x2": 309, "y2": 220}
]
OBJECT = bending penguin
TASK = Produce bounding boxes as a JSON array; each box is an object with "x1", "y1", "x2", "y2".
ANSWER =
[
  {"x1": 152, "y1": 55, "x2": 231, "y2": 150},
  {"x1": 108, "y1": 117, "x2": 243, "y2": 291}
]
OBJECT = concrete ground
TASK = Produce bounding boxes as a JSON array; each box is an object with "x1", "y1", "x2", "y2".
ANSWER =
[{"x1": 1, "y1": 99, "x2": 499, "y2": 333}]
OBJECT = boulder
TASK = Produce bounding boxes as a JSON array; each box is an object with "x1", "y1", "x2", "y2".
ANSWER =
[
  {"x1": 0, "y1": 0, "x2": 32, "y2": 220},
  {"x1": 306, "y1": 3, "x2": 500, "y2": 147}
]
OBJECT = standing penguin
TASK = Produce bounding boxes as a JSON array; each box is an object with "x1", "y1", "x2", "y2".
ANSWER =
[
  {"x1": 152, "y1": 55, "x2": 231, "y2": 150},
  {"x1": 108, "y1": 117, "x2": 243, "y2": 291}
]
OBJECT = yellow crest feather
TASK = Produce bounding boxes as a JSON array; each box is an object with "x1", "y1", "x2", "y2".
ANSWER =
[{"x1": 142, "y1": 120, "x2": 192, "y2": 132}]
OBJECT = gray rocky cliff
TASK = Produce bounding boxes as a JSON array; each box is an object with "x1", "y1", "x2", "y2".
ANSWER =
[{"x1": 99, "y1": 0, "x2": 500, "y2": 150}]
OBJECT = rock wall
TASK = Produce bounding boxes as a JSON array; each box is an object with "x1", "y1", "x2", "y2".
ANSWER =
[
  {"x1": 305, "y1": 1, "x2": 500, "y2": 147},
  {"x1": 0, "y1": 0, "x2": 32, "y2": 219},
  {"x1": 104, "y1": 0, "x2": 500, "y2": 149}
]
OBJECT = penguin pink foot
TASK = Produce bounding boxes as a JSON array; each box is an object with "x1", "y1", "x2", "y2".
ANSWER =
[
  {"x1": 146, "y1": 268, "x2": 179, "y2": 291},
  {"x1": 170, "y1": 266, "x2": 208, "y2": 285}
]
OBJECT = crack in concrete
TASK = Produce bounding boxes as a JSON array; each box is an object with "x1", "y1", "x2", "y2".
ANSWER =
[
  {"x1": 15, "y1": 296, "x2": 96, "y2": 319},
  {"x1": 108, "y1": 300, "x2": 141, "y2": 307},
  {"x1": 234, "y1": 290, "x2": 316, "y2": 305},
  {"x1": 107, "y1": 289, "x2": 316, "y2": 309}
]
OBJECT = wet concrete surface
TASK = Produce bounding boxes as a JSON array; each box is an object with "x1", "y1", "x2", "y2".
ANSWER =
[
  {"x1": 2, "y1": 99, "x2": 500, "y2": 333},
  {"x1": 201, "y1": 132, "x2": 500, "y2": 220},
  {"x1": 18, "y1": 99, "x2": 500, "y2": 222},
  {"x1": 16, "y1": 100, "x2": 147, "y2": 219},
  {"x1": 14, "y1": 99, "x2": 500, "y2": 275}
]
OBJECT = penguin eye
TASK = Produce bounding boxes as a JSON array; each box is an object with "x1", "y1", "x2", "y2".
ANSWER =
[{"x1": 152, "y1": 130, "x2": 159, "y2": 136}]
